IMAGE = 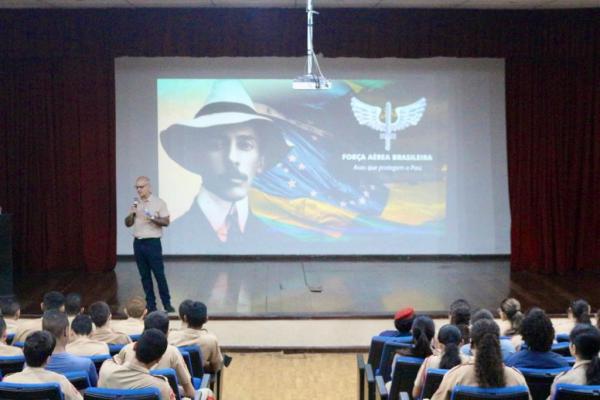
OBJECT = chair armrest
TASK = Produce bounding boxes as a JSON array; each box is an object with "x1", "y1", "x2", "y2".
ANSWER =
[
  {"x1": 399, "y1": 392, "x2": 410, "y2": 400},
  {"x1": 376, "y1": 375, "x2": 389, "y2": 400},
  {"x1": 365, "y1": 363, "x2": 376, "y2": 400},
  {"x1": 200, "y1": 374, "x2": 211, "y2": 389}
]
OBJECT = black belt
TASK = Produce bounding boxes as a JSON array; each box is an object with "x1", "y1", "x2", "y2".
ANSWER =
[{"x1": 134, "y1": 237, "x2": 161, "y2": 241}]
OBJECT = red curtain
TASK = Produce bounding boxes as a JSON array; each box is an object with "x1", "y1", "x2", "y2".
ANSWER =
[{"x1": 0, "y1": 8, "x2": 598, "y2": 273}]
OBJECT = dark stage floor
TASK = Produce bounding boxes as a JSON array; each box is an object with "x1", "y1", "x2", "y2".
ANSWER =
[{"x1": 13, "y1": 257, "x2": 600, "y2": 317}]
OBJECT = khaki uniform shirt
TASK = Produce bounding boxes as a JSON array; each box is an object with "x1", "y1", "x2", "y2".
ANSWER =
[
  {"x1": 168, "y1": 328, "x2": 223, "y2": 373},
  {"x1": 0, "y1": 342, "x2": 23, "y2": 356},
  {"x1": 12, "y1": 318, "x2": 42, "y2": 343},
  {"x1": 90, "y1": 326, "x2": 132, "y2": 345},
  {"x1": 111, "y1": 318, "x2": 145, "y2": 336},
  {"x1": 116, "y1": 343, "x2": 192, "y2": 386},
  {"x1": 414, "y1": 353, "x2": 471, "y2": 393},
  {"x1": 2, "y1": 366, "x2": 82, "y2": 400},
  {"x1": 66, "y1": 336, "x2": 111, "y2": 356},
  {"x1": 5, "y1": 318, "x2": 18, "y2": 335},
  {"x1": 98, "y1": 359, "x2": 175, "y2": 400},
  {"x1": 548, "y1": 360, "x2": 590, "y2": 400},
  {"x1": 133, "y1": 195, "x2": 169, "y2": 239},
  {"x1": 431, "y1": 362, "x2": 530, "y2": 400}
]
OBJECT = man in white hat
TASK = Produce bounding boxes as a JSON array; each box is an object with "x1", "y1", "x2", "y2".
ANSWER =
[{"x1": 160, "y1": 80, "x2": 289, "y2": 253}]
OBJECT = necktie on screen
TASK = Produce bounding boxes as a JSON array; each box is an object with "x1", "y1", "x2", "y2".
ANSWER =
[{"x1": 225, "y1": 205, "x2": 240, "y2": 242}]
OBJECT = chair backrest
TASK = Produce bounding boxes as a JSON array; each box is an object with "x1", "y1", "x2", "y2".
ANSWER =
[
  {"x1": 553, "y1": 383, "x2": 600, "y2": 399},
  {"x1": 83, "y1": 387, "x2": 160, "y2": 399},
  {"x1": 129, "y1": 334, "x2": 141, "y2": 342},
  {"x1": 367, "y1": 336, "x2": 412, "y2": 370},
  {"x1": 387, "y1": 356, "x2": 424, "y2": 400},
  {"x1": 11, "y1": 341, "x2": 24, "y2": 348},
  {"x1": 0, "y1": 381, "x2": 64, "y2": 400},
  {"x1": 551, "y1": 343, "x2": 571, "y2": 357},
  {"x1": 450, "y1": 385, "x2": 530, "y2": 400},
  {"x1": 178, "y1": 350, "x2": 193, "y2": 376},
  {"x1": 378, "y1": 342, "x2": 413, "y2": 382},
  {"x1": 555, "y1": 334, "x2": 570, "y2": 343},
  {"x1": 151, "y1": 368, "x2": 180, "y2": 400},
  {"x1": 420, "y1": 368, "x2": 448, "y2": 400},
  {"x1": 108, "y1": 344, "x2": 125, "y2": 356},
  {"x1": 177, "y1": 345, "x2": 205, "y2": 378},
  {"x1": 88, "y1": 354, "x2": 112, "y2": 374},
  {"x1": 563, "y1": 357, "x2": 576, "y2": 366},
  {"x1": 63, "y1": 370, "x2": 92, "y2": 391},
  {"x1": 518, "y1": 367, "x2": 571, "y2": 400},
  {"x1": 6, "y1": 333, "x2": 15, "y2": 345},
  {"x1": 0, "y1": 355, "x2": 25, "y2": 375}
]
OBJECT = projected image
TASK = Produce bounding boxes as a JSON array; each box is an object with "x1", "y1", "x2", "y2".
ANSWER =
[{"x1": 158, "y1": 79, "x2": 447, "y2": 254}]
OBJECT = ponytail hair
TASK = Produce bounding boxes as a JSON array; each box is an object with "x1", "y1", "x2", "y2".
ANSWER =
[
  {"x1": 471, "y1": 319, "x2": 505, "y2": 388},
  {"x1": 450, "y1": 300, "x2": 471, "y2": 343},
  {"x1": 500, "y1": 298, "x2": 523, "y2": 336},
  {"x1": 438, "y1": 324, "x2": 463, "y2": 370},
  {"x1": 569, "y1": 299, "x2": 592, "y2": 325},
  {"x1": 570, "y1": 324, "x2": 600, "y2": 385},
  {"x1": 411, "y1": 315, "x2": 435, "y2": 359}
]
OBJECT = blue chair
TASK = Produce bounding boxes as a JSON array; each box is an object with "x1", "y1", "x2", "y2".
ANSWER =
[
  {"x1": 377, "y1": 342, "x2": 412, "y2": 382},
  {"x1": 151, "y1": 368, "x2": 181, "y2": 400},
  {"x1": 555, "y1": 334, "x2": 570, "y2": 343},
  {"x1": 367, "y1": 336, "x2": 413, "y2": 372},
  {"x1": 553, "y1": 383, "x2": 600, "y2": 399},
  {"x1": 450, "y1": 385, "x2": 530, "y2": 400},
  {"x1": 518, "y1": 367, "x2": 570, "y2": 400},
  {"x1": 376, "y1": 356, "x2": 424, "y2": 400},
  {"x1": 420, "y1": 368, "x2": 448, "y2": 400},
  {"x1": 87, "y1": 354, "x2": 112, "y2": 374},
  {"x1": 83, "y1": 387, "x2": 160, "y2": 399},
  {"x1": 562, "y1": 356, "x2": 576, "y2": 366},
  {"x1": 63, "y1": 370, "x2": 92, "y2": 390},
  {"x1": 551, "y1": 342, "x2": 571, "y2": 357},
  {"x1": 177, "y1": 345, "x2": 205, "y2": 378},
  {"x1": 129, "y1": 334, "x2": 141, "y2": 342},
  {"x1": 0, "y1": 381, "x2": 63, "y2": 399},
  {"x1": 0, "y1": 355, "x2": 25, "y2": 376},
  {"x1": 108, "y1": 344, "x2": 125, "y2": 356},
  {"x1": 11, "y1": 341, "x2": 24, "y2": 348},
  {"x1": 6, "y1": 333, "x2": 15, "y2": 345}
]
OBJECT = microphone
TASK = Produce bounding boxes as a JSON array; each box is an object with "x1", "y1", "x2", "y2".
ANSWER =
[{"x1": 133, "y1": 197, "x2": 139, "y2": 208}]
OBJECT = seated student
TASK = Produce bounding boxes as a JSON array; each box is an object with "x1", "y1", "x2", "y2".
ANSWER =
[
  {"x1": 173, "y1": 299, "x2": 194, "y2": 332},
  {"x1": 0, "y1": 298, "x2": 21, "y2": 335},
  {"x1": 554, "y1": 299, "x2": 593, "y2": 335},
  {"x1": 2, "y1": 330, "x2": 82, "y2": 400},
  {"x1": 386, "y1": 315, "x2": 436, "y2": 389},
  {"x1": 42, "y1": 310, "x2": 98, "y2": 386},
  {"x1": 88, "y1": 301, "x2": 131, "y2": 345},
  {"x1": 98, "y1": 329, "x2": 176, "y2": 400},
  {"x1": 432, "y1": 319, "x2": 529, "y2": 400},
  {"x1": 116, "y1": 311, "x2": 213, "y2": 399},
  {"x1": 548, "y1": 324, "x2": 600, "y2": 400},
  {"x1": 449, "y1": 299, "x2": 471, "y2": 343},
  {"x1": 168, "y1": 301, "x2": 223, "y2": 373},
  {"x1": 379, "y1": 307, "x2": 415, "y2": 337},
  {"x1": 498, "y1": 298, "x2": 524, "y2": 349},
  {"x1": 0, "y1": 316, "x2": 23, "y2": 356},
  {"x1": 13, "y1": 291, "x2": 65, "y2": 343},
  {"x1": 66, "y1": 314, "x2": 110, "y2": 356},
  {"x1": 65, "y1": 293, "x2": 84, "y2": 325},
  {"x1": 505, "y1": 308, "x2": 569, "y2": 369},
  {"x1": 460, "y1": 309, "x2": 516, "y2": 360},
  {"x1": 413, "y1": 324, "x2": 470, "y2": 399},
  {"x1": 111, "y1": 296, "x2": 147, "y2": 336}
]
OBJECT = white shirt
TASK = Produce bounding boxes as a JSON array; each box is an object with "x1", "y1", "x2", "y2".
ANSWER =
[
  {"x1": 197, "y1": 188, "x2": 249, "y2": 241},
  {"x1": 133, "y1": 194, "x2": 169, "y2": 239}
]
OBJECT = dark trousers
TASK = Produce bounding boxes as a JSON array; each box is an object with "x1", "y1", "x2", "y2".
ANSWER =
[{"x1": 133, "y1": 238, "x2": 171, "y2": 310}]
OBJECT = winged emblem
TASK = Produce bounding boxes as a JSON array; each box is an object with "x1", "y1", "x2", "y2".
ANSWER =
[{"x1": 350, "y1": 96, "x2": 427, "y2": 151}]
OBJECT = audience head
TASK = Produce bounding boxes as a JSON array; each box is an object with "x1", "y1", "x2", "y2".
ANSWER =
[
  {"x1": 23, "y1": 331, "x2": 56, "y2": 367},
  {"x1": 569, "y1": 324, "x2": 600, "y2": 385},
  {"x1": 42, "y1": 310, "x2": 69, "y2": 343},
  {"x1": 411, "y1": 315, "x2": 435, "y2": 358},
  {"x1": 125, "y1": 296, "x2": 147, "y2": 319},
  {"x1": 393, "y1": 307, "x2": 415, "y2": 334},
  {"x1": 0, "y1": 298, "x2": 20, "y2": 319},
  {"x1": 520, "y1": 307, "x2": 554, "y2": 352},
  {"x1": 65, "y1": 292, "x2": 83, "y2": 316},
  {"x1": 42, "y1": 291, "x2": 65, "y2": 312},
  {"x1": 186, "y1": 301, "x2": 208, "y2": 329},
  {"x1": 89, "y1": 301, "x2": 111, "y2": 328},
  {"x1": 471, "y1": 319, "x2": 504, "y2": 388},
  {"x1": 179, "y1": 299, "x2": 194, "y2": 322},
  {"x1": 144, "y1": 311, "x2": 170, "y2": 335},
  {"x1": 471, "y1": 309, "x2": 495, "y2": 325},
  {"x1": 134, "y1": 328, "x2": 168, "y2": 366},
  {"x1": 438, "y1": 324, "x2": 463, "y2": 370},
  {"x1": 499, "y1": 297, "x2": 523, "y2": 336},
  {"x1": 449, "y1": 299, "x2": 471, "y2": 342},
  {"x1": 71, "y1": 314, "x2": 94, "y2": 336},
  {"x1": 569, "y1": 299, "x2": 592, "y2": 325}
]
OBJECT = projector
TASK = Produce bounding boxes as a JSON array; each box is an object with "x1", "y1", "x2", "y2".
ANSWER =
[{"x1": 292, "y1": 74, "x2": 332, "y2": 90}]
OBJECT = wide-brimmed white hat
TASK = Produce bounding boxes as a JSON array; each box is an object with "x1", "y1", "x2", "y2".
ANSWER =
[{"x1": 160, "y1": 80, "x2": 289, "y2": 172}]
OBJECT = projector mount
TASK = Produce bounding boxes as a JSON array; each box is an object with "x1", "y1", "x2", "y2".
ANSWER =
[{"x1": 293, "y1": 0, "x2": 331, "y2": 90}]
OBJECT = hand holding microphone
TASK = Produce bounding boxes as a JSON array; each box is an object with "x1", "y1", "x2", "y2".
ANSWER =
[{"x1": 129, "y1": 197, "x2": 139, "y2": 215}]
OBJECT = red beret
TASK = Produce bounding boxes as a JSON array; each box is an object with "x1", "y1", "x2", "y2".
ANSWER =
[{"x1": 394, "y1": 307, "x2": 415, "y2": 321}]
